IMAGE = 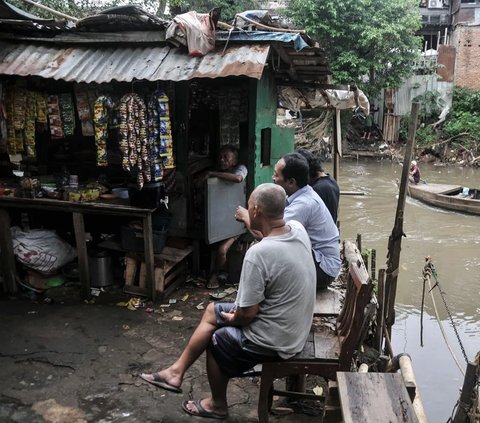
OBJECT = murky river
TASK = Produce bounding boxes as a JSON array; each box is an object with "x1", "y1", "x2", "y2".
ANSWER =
[{"x1": 336, "y1": 159, "x2": 480, "y2": 422}]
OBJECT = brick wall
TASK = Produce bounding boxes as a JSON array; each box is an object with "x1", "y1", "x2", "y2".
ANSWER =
[{"x1": 453, "y1": 25, "x2": 480, "y2": 89}]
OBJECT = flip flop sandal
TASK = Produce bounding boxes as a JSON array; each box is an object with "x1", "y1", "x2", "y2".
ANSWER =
[
  {"x1": 139, "y1": 373, "x2": 182, "y2": 393},
  {"x1": 182, "y1": 399, "x2": 228, "y2": 420}
]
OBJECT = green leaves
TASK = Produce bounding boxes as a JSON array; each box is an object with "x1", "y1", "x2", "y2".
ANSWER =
[{"x1": 287, "y1": 0, "x2": 422, "y2": 97}]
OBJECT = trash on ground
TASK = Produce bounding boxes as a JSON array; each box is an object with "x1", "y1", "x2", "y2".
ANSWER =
[
  {"x1": 196, "y1": 302, "x2": 205, "y2": 310},
  {"x1": 172, "y1": 316, "x2": 183, "y2": 321},
  {"x1": 180, "y1": 294, "x2": 189, "y2": 302},
  {"x1": 90, "y1": 288, "x2": 101, "y2": 297},
  {"x1": 313, "y1": 385, "x2": 323, "y2": 396},
  {"x1": 122, "y1": 324, "x2": 130, "y2": 330},
  {"x1": 271, "y1": 407, "x2": 294, "y2": 416},
  {"x1": 159, "y1": 304, "x2": 170, "y2": 308},
  {"x1": 169, "y1": 298, "x2": 177, "y2": 304}
]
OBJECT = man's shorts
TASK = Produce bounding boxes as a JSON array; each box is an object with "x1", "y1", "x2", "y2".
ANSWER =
[{"x1": 208, "y1": 302, "x2": 279, "y2": 378}]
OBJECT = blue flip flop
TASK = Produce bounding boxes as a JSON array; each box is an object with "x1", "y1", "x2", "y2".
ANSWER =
[
  {"x1": 182, "y1": 399, "x2": 228, "y2": 420},
  {"x1": 139, "y1": 373, "x2": 182, "y2": 393}
]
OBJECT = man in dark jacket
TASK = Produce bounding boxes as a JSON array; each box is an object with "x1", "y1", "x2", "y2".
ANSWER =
[{"x1": 297, "y1": 149, "x2": 340, "y2": 224}]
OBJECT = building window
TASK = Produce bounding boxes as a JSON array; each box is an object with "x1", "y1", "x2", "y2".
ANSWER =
[{"x1": 260, "y1": 128, "x2": 271, "y2": 166}]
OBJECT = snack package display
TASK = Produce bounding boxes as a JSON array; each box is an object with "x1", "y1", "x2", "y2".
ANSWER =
[
  {"x1": 93, "y1": 95, "x2": 114, "y2": 167},
  {"x1": 119, "y1": 93, "x2": 150, "y2": 188},
  {"x1": 47, "y1": 95, "x2": 64, "y2": 139}
]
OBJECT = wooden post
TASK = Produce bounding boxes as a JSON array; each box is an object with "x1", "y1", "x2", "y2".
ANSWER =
[
  {"x1": 356, "y1": 233, "x2": 362, "y2": 253},
  {"x1": 142, "y1": 214, "x2": 155, "y2": 301},
  {"x1": 72, "y1": 212, "x2": 90, "y2": 299},
  {"x1": 362, "y1": 253, "x2": 369, "y2": 272},
  {"x1": 333, "y1": 108, "x2": 341, "y2": 182},
  {"x1": 371, "y1": 249, "x2": 376, "y2": 281},
  {"x1": 0, "y1": 208, "x2": 17, "y2": 293},
  {"x1": 452, "y1": 355, "x2": 479, "y2": 423},
  {"x1": 375, "y1": 268, "x2": 386, "y2": 352},
  {"x1": 384, "y1": 102, "x2": 420, "y2": 338}
]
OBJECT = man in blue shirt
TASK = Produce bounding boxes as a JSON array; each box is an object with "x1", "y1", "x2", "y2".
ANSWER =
[{"x1": 237, "y1": 153, "x2": 341, "y2": 289}]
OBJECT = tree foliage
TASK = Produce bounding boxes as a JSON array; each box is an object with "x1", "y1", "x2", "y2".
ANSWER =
[
  {"x1": 443, "y1": 87, "x2": 480, "y2": 143},
  {"x1": 171, "y1": 0, "x2": 259, "y2": 21},
  {"x1": 287, "y1": 0, "x2": 422, "y2": 97},
  {"x1": 7, "y1": 0, "x2": 258, "y2": 21}
]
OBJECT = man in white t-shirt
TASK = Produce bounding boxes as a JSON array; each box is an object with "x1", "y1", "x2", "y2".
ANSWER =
[{"x1": 140, "y1": 183, "x2": 316, "y2": 419}]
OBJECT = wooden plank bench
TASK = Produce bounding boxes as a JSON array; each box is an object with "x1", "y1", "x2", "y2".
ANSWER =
[
  {"x1": 337, "y1": 371, "x2": 419, "y2": 423},
  {"x1": 257, "y1": 260, "x2": 373, "y2": 423},
  {"x1": 314, "y1": 287, "x2": 343, "y2": 317}
]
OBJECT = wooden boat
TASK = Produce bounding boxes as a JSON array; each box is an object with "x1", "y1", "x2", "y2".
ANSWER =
[{"x1": 407, "y1": 183, "x2": 480, "y2": 215}]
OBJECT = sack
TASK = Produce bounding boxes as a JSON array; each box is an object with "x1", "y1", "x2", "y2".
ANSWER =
[
  {"x1": 11, "y1": 226, "x2": 77, "y2": 275},
  {"x1": 166, "y1": 11, "x2": 215, "y2": 57}
]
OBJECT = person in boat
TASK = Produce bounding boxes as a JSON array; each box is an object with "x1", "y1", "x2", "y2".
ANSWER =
[
  {"x1": 206, "y1": 144, "x2": 248, "y2": 289},
  {"x1": 236, "y1": 152, "x2": 341, "y2": 290},
  {"x1": 409, "y1": 160, "x2": 420, "y2": 184},
  {"x1": 297, "y1": 149, "x2": 340, "y2": 224},
  {"x1": 140, "y1": 183, "x2": 316, "y2": 419}
]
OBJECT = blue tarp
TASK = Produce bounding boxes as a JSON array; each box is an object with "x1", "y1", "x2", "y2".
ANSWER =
[{"x1": 216, "y1": 31, "x2": 309, "y2": 52}]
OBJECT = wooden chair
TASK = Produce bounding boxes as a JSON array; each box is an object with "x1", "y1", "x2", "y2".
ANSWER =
[{"x1": 257, "y1": 261, "x2": 373, "y2": 422}]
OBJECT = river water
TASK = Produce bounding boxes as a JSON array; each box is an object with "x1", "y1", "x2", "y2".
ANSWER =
[{"x1": 336, "y1": 159, "x2": 480, "y2": 422}]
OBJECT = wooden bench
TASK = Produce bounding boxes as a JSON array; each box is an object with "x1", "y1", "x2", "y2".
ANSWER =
[
  {"x1": 257, "y1": 260, "x2": 373, "y2": 423},
  {"x1": 336, "y1": 371, "x2": 419, "y2": 423}
]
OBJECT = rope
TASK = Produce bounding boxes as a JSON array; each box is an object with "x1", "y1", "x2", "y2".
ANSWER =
[{"x1": 422, "y1": 258, "x2": 466, "y2": 376}]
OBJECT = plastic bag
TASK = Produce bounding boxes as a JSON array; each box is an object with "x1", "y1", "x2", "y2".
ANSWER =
[{"x1": 11, "y1": 226, "x2": 77, "y2": 275}]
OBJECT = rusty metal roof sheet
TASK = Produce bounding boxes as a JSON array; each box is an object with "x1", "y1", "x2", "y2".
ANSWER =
[{"x1": 0, "y1": 41, "x2": 270, "y2": 83}]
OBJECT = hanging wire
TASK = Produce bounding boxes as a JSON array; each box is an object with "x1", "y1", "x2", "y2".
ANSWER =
[{"x1": 422, "y1": 257, "x2": 467, "y2": 376}]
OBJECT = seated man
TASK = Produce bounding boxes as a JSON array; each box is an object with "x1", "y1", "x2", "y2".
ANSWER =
[
  {"x1": 409, "y1": 160, "x2": 420, "y2": 184},
  {"x1": 207, "y1": 144, "x2": 247, "y2": 289},
  {"x1": 237, "y1": 153, "x2": 341, "y2": 290},
  {"x1": 297, "y1": 149, "x2": 340, "y2": 224},
  {"x1": 140, "y1": 183, "x2": 316, "y2": 419}
]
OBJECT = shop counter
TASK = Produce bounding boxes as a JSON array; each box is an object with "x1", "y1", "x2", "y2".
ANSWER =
[{"x1": 0, "y1": 196, "x2": 157, "y2": 300}]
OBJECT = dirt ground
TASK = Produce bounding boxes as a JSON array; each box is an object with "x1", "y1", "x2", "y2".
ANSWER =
[{"x1": 0, "y1": 280, "x2": 326, "y2": 423}]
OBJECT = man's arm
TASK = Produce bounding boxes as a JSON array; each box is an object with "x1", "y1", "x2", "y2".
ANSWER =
[
  {"x1": 236, "y1": 206, "x2": 263, "y2": 240},
  {"x1": 208, "y1": 171, "x2": 243, "y2": 183},
  {"x1": 220, "y1": 304, "x2": 259, "y2": 327}
]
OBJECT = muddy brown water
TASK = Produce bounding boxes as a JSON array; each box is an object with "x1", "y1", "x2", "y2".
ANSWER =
[{"x1": 336, "y1": 158, "x2": 480, "y2": 422}]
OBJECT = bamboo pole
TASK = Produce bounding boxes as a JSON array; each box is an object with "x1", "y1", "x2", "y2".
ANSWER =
[
  {"x1": 399, "y1": 355, "x2": 429, "y2": 423},
  {"x1": 384, "y1": 102, "x2": 420, "y2": 338},
  {"x1": 17, "y1": 0, "x2": 79, "y2": 21},
  {"x1": 375, "y1": 268, "x2": 386, "y2": 352}
]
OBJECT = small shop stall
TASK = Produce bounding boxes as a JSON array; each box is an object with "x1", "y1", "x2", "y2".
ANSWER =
[{"x1": 0, "y1": 5, "x2": 331, "y2": 300}]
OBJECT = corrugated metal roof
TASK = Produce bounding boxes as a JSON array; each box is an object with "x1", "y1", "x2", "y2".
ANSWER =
[{"x1": 0, "y1": 41, "x2": 270, "y2": 83}]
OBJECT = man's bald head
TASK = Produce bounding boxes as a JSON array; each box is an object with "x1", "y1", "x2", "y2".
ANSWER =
[{"x1": 251, "y1": 183, "x2": 286, "y2": 220}]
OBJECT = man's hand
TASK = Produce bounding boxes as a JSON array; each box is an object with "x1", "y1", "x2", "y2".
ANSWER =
[
  {"x1": 221, "y1": 304, "x2": 259, "y2": 327},
  {"x1": 235, "y1": 206, "x2": 248, "y2": 223},
  {"x1": 235, "y1": 206, "x2": 263, "y2": 240}
]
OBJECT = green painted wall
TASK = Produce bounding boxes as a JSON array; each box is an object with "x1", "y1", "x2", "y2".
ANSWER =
[{"x1": 248, "y1": 71, "x2": 294, "y2": 189}]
